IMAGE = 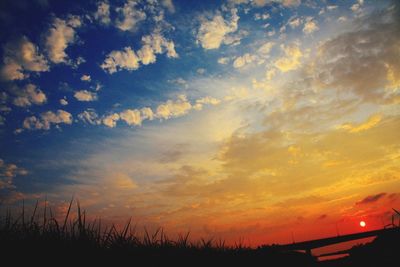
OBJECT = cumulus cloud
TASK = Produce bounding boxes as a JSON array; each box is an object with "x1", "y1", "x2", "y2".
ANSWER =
[
  {"x1": 155, "y1": 95, "x2": 192, "y2": 120},
  {"x1": 233, "y1": 53, "x2": 256, "y2": 68},
  {"x1": 303, "y1": 17, "x2": 319, "y2": 34},
  {"x1": 274, "y1": 42, "x2": 303, "y2": 72},
  {"x1": 120, "y1": 109, "x2": 143, "y2": 126},
  {"x1": 45, "y1": 16, "x2": 82, "y2": 64},
  {"x1": 101, "y1": 32, "x2": 178, "y2": 74},
  {"x1": 218, "y1": 57, "x2": 230, "y2": 64},
  {"x1": 102, "y1": 113, "x2": 120, "y2": 128},
  {"x1": 258, "y1": 41, "x2": 275, "y2": 55},
  {"x1": 196, "y1": 8, "x2": 239, "y2": 50},
  {"x1": 161, "y1": 0, "x2": 175, "y2": 13},
  {"x1": 12, "y1": 84, "x2": 47, "y2": 107},
  {"x1": 0, "y1": 159, "x2": 28, "y2": 190},
  {"x1": 78, "y1": 109, "x2": 100, "y2": 125},
  {"x1": 288, "y1": 17, "x2": 301, "y2": 29},
  {"x1": 23, "y1": 110, "x2": 72, "y2": 130},
  {"x1": 0, "y1": 37, "x2": 49, "y2": 81},
  {"x1": 116, "y1": 0, "x2": 146, "y2": 31},
  {"x1": 94, "y1": 1, "x2": 111, "y2": 25},
  {"x1": 101, "y1": 47, "x2": 140, "y2": 74},
  {"x1": 60, "y1": 98, "x2": 68, "y2": 106},
  {"x1": 193, "y1": 96, "x2": 221, "y2": 110},
  {"x1": 80, "y1": 74, "x2": 91, "y2": 82},
  {"x1": 74, "y1": 90, "x2": 98, "y2": 101}
]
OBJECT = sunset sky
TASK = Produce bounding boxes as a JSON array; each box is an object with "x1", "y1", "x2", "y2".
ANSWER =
[{"x1": 0, "y1": 0, "x2": 399, "y2": 246}]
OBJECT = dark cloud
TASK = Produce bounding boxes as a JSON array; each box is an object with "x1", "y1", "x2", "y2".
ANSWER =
[{"x1": 356, "y1": 192, "x2": 387, "y2": 205}]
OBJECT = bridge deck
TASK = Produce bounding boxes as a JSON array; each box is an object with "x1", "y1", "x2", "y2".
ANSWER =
[{"x1": 277, "y1": 227, "x2": 398, "y2": 251}]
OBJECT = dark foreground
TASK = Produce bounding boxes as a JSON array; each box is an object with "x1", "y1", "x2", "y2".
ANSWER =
[{"x1": 0, "y1": 201, "x2": 398, "y2": 266}]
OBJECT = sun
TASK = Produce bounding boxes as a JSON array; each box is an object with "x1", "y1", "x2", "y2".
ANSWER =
[{"x1": 360, "y1": 221, "x2": 366, "y2": 227}]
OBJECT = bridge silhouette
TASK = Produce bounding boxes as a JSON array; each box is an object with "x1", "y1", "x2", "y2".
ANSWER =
[{"x1": 276, "y1": 227, "x2": 398, "y2": 256}]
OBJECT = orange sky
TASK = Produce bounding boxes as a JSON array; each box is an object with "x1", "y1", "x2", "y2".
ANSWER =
[{"x1": 1, "y1": 0, "x2": 400, "y2": 247}]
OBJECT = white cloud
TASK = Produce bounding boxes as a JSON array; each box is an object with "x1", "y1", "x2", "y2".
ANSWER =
[
  {"x1": 12, "y1": 84, "x2": 47, "y2": 107},
  {"x1": 161, "y1": 0, "x2": 175, "y2": 13},
  {"x1": 102, "y1": 113, "x2": 120, "y2": 128},
  {"x1": 137, "y1": 45, "x2": 156, "y2": 65},
  {"x1": 78, "y1": 109, "x2": 100, "y2": 125},
  {"x1": 23, "y1": 110, "x2": 72, "y2": 130},
  {"x1": 254, "y1": 13, "x2": 270, "y2": 20},
  {"x1": 81, "y1": 74, "x2": 91, "y2": 82},
  {"x1": 60, "y1": 98, "x2": 68, "y2": 106},
  {"x1": 218, "y1": 57, "x2": 230, "y2": 64},
  {"x1": 0, "y1": 159, "x2": 28, "y2": 189},
  {"x1": 116, "y1": 0, "x2": 146, "y2": 31},
  {"x1": 120, "y1": 109, "x2": 142, "y2": 126},
  {"x1": 258, "y1": 41, "x2": 275, "y2": 55},
  {"x1": 74, "y1": 90, "x2": 98, "y2": 101},
  {"x1": 303, "y1": 18, "x2": 319, "y2": 34},
  {"x1": 45, "y1": 16, "x2": 82, "y2": 64},
  {"x1": 102, "y1": 32, "x2": 178, "y2": 74},
  {"x1": 288, "y1": 17, "x2": 301, "y2": 28},
  {"x1": 156, "y1": 95, "x2": 192, "y2": 120},
  {"x1": 94, "y1": 1, "x2": 111, "y2": 25},
  {"x1": 193, "y1": 96, "x2": 221, "y2": 110},
  {"x1": 101, "y1": 47, "x2": 140, "y2": 74},
  {"x1": 233, "y1": 53, "x2": 256, "y2": 68},
  {"x1": 274, "y1": 42, "x2": 303, "y2": 72},
  {"x1": 0, "y1": 37, "x2": 49, "y2": 81},
  {"x1": 197, "y1": 8, "x2": 240, "y2": 50}
]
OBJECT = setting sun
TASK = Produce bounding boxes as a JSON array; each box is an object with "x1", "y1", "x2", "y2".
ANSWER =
[{"x1": 360, "y1": 221, "x2": 367, "y2": 228}]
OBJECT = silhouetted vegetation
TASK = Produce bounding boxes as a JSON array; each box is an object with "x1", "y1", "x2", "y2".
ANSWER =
[{"x1": 0, "y1": 199, "x2": 397, "y2": 266}]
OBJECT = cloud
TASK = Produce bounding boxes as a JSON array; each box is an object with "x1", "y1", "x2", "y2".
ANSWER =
[
  {"x1": 101, "y1": 32, "x2": 178, "y2": 74},
  {"x1": 12, "y1": 84, "x2": 47, "y2": 107},
  {"x1": 233, "y1": 53, "x2": 256, "y2": 68},
  {"x1": 356, "y1": 192, "x2": 386, "y2": 205},
  {"x1": 303, "y1": 17, "x2": 319, "y2": 34},
  {"x1": 196, "y1": 8, "x2": 239, "y2": 50},
  {"x1": 155, "y1": 94, "x2": 192, "y2": 120},
  {"x1": 116, "y1": 0, "x2": 146, "y2": 31},
  {"x1": 0, "y1": 159, "x2": 28, "y2": 190},
  {"x1": 101, "y1": 47, "x2": 140, "y2": 74},
  {"x1": 100, "y1": 95, "x2": 218, "y2": 128},
  {"x1": 120, "y1": 109, "x2": 143, "y2": 126},
  {"x1": 74, "y1": 90, "x2": 98, "y2": 101},
  {"x1": 258, "y1": 41, "x2": 275, "y2": 55},
  {"x1": 193, "y1": 96, "x2": 221, "y2": 110},
  {"x1": 80, "y1": 74, "x2": 91, "y2": 82},
  {"x1": 288, "y1": 17, "x2": 301, "y2": 28},
  {"x1": 0, "y1": 36, "x2": 49, "y2": 81},
  {"x1": 338, "y1": 114, "x2": 382, "y2": 133},
  {"x1": 218, "y1": 57, "x2": 230, "y2": 64},
  {"x1": 251, "y1": 0, "x2": 301, "y2": 7},
  {"x1": 274, "y1": 42, "x2": 303, "y2": 72},
  {"x1": 102, "y1": 113, "x2": 120, "y2": 128},
  {"x1": 307, "y1": 5, "x2": 400, "y2": 102},
  {"x1": 78, "y1": 109, "x2": 100, "y2": 125},
  {"x1": 161, "y1": 0, "x2": 175, "y2": 13},
  {"x1": 60, "y1": 98, "x2": 68, "y2": 106},
  {"x1": 45, "y1": 16, "x2": 81, "y2": 64},
  {"x1": 23, "y1": 109, "x2": 72, "y2": 130},
  {"x1": 94, "y1": 1, "x2": 111, "y2": 25}
]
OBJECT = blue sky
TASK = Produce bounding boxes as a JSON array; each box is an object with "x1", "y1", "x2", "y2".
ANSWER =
[{"x1": 1, "y1": 0, "x2": 399, "y2": 245}]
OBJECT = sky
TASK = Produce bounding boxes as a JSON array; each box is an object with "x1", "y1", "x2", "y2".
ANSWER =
[{"x1": 0, "y1": 0, "x2": 399, "y2": 246}]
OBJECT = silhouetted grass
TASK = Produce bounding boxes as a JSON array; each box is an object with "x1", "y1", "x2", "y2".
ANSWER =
[{"x1": 0, "y1": 198, "x2": 315, "y2": 266}]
